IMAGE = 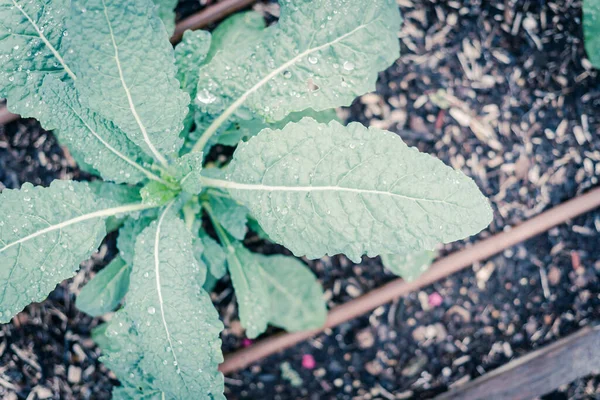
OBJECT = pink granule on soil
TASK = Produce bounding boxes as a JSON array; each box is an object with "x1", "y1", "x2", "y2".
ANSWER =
[
  {"x1": 301, "y1": 354, "x2": 316, "y2": 369},
  {"x1": 428, "y1": 292, "x2": 443, "y2": 307}
]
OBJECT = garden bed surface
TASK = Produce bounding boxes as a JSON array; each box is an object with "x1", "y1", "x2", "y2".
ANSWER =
[{"x1": 0, "y1": 0, "x2": 599, "y2": 399}]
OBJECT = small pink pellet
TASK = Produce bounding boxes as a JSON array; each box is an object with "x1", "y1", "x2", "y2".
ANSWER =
[
  {"x1": 301, "y1": 354, "x2": 316, "y2": 369},
  {"x1": 241, "y1": 338, "x2": 253, "y2": 348},
  {"x1": 428, "y1": 292, "x2": 443, "y2": 307}
]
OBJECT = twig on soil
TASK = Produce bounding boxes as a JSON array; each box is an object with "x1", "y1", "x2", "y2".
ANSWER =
[
  {"x1": 0, "y1": 106, "x2": 17, "y2": 126},
  {"x1": 171, "y1": 0, "x2": 258, "y2": 43},
  {"x1": 219, "y1": 186, "x2": 600, "y2": 374}
]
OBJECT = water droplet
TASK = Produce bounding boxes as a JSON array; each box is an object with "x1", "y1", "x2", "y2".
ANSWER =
[
  {"x1": 147, "y1": 306, "x2": 156, "y2": 315},
  {"x1": 283, "y1": 70, "x2": 292, "y2": 79},
  {"x1": 343, "y1": 61, "x2": 355, "y2": 71},
  {"x1": 308, "y1": 56, "x2": 318, "y2": 64},
  {"x1": 196, "y1": 88, "x2": 216, "y2": 104}
]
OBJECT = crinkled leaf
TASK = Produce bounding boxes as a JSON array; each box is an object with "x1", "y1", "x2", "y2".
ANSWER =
[
  {"x1": 225, "y1": 242, "x2": 269, "y2": 338},
  {"x1": 175, "y1": 29, "x2": 212, "y2": 136},
  {"x1": 68, "y1": 0, "x2": 189, "y2": 161},
  {"x1": 381, "y1": 250, "x2": 435, "y2": 281},
  {"x1": 76, "y1": 256, "x2": 131, "y2": 316},
  {"x1": 194, "y1": 0, "x2": 400, "y2": 150},
  {"x1": 153, "y1": 0, "x2": 177, "y2": 36},
  {"x1": 117, "y1": 216, "x2": 155, "y2": 265},
  {"x1": 208, "y1": 196, "x2": 248, "y2": 240},
  {"x1": 41, "y1": 77, "x2": 154, "y2": 184},
  {"x1": 0, "y1": 180, "x2": 144, "y2": 323},
  {"x1": 173, "y1": 152, "x2": 204, "y2": 194},
  {"x1": 584, "y1": 0, "x2": 600, "y2": 68},
  {"x1": 205, "y1": 10, "x2": 265, "y2": 62},
  {"x1": 0, "y1": 0, "x2": 74, "y2": 120},
  {"x1": 101, "y1": 207, "x2": 224, "y2": 399},
  {"x1": 197, "y1": 230, "x2": 227, "y2": 279},
  {"x1": 202, "y1": 118, "x2": 492, "y2": 262},
  {"x1": 256, "y1": 254, "x2": 326, "y2": 332}
]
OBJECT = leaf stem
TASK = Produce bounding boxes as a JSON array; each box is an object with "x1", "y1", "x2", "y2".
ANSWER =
[
  {"x1": 182, "y1": 202, "x2": 196, "y2": 231},
  {"x1": 202, "y1": 201, "x2": 233, "y2": 251}
]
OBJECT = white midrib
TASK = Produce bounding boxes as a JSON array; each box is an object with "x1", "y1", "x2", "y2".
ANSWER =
[
  {"x1": 153, "y1": 202, "x2": 187, "y2": 387},
  {"x1": 12, "y1": 0, "x2": 76, "y2": 81},
  {"x1": 101, "y1": 0, "x2": 169, "y2": 169},
  {"x1": 66, "y1": 101, "x2": 168, "y2": 185},
  {"x1": 200, "y1": 176, "x2": 458, "y2": 207},
  {"x1": 0, "y1": 203, "x2": 153, "y2": 254},
  {"x1": 191, "y1": 24, "x2": 369, "y2": 153}
]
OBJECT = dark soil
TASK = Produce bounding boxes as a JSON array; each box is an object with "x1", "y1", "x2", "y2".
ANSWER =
[{"x1": 1, "y1": 0, "x2": 599, "y2": 399}]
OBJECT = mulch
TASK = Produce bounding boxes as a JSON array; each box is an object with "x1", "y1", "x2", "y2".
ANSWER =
[{"x1": 0, "y1": 0, "x2": 598, "y2": 399}]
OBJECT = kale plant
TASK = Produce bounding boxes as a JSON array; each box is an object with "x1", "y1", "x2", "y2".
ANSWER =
[{"x1": 0, "y1": 0, "x2": 492, "y2": 397}]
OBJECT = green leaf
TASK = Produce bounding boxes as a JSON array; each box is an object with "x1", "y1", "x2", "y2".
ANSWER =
[
  {"x1": 41, "y1": 77, "x2": 159, "y2": 185},
  {"x1": 215, "y1": 107, "x2": 339, "y2": 147},
  {"x1": 88, "y1": 180, "x2": 142, "y2": 232},
  {"x1": 0, "y1": 180, "x2": 149, "y2": 323},
  {"x1": 208, "y1": 195, "x2": 248, "y2": 240},
  {"x1": 192, "y1": 0, "x2": 401, "y2": 151},
  {"x1": 256, "y1": 254, "x2": 326, "y2": 332},
  {"x1": 173, "y1": 152, "x2": 204, "y2": 195},
  {"x1": 205, "y1": 10, "x2": 265, "y2": 62},
  {"x1": 225, "y1": 242, "x2": 270, "y2": 338},
  {"x1": 88, "y1": 181, "x2": 142, "y2": 208},
  {"x1": 102, "y1": 205, "x2": 225, "y2": 399},
  {"x1": 140, "y1": 181, "x2": 177, "y2": 206},
  {"x1": 197, "y1": 230, "x2": 227, "y2": 279},
  {"x1": 202, "y1": 271, "x2": 219, "y2": 293},
  {"x1": 91, "y1": 323, "x2": 115, "y2": 352},
  {"x1": 175, "y1": 30, "x2": 212, "y2": 138},
  {"x1": 0, "y1": 0, "x2": 75, "y2": 120},
  {"x1": 381, "y1": 250, "x2": 435, "y2": 281},
  {"x1": 76, "y1": 256, "x2": 131, "y2": 316},
  {"x1": 201, "y1": 118, "x2": 492, "y2": 263},
  {"x1": 117, "y1": 216, "x2": 155, "y2": 265},
  {"x1": 584, "y1": 0, "x2": 600, "y2": 68},
  {"x1": 153, "y1": 0, "x2": 177, "y2": 36},
  {"x1": 68, "y1": 0, "x2": 189, "y2": 165},
  {"x1": 224, "y1": 242, "x2": 325, "y2": 337},
  {"x1": 247, "y1": 217, "x2": 271, "y2": 241}
]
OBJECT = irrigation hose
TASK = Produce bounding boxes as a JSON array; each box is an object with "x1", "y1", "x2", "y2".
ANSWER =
[
  {"x1": 219, "y1": 186, "x2": 600, "y2": 374},
  {"x1": 0, "y1": 0, "x2": 259, "y2": 126}
]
